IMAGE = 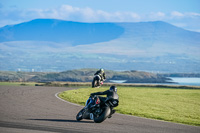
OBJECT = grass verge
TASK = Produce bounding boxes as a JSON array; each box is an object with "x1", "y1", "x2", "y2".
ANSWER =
[{"x1": 59, "y1": 86, "x2": 200, "y2": 126}]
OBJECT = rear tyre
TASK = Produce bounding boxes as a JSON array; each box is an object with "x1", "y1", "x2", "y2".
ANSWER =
[{"x1": 94, "y1": 107, "x2": 111, "y2": 123}]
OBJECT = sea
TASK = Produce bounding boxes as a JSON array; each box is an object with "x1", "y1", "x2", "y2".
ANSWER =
[
  {"x1": 167, "y1": 77, "x2": 200, "y2": 86},
  {"x1": 109, "y1": 77, "x2": 200, "y2": 86}
]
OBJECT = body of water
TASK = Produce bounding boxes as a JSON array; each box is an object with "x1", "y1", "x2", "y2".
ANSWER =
[
  {"x1": 168, "y1": 77, "x2": 200, "y2": 86},
  {"x1": 110, "y1": 77, "x2": 200, "y2": 86}
]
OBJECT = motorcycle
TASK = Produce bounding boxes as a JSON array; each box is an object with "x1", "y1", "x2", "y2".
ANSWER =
[
  {"x1": 76, "y1": 95, "x2": 119, "y2": 123},
  {"x1": 92, "y1": 75, "x2": 104, "y2": 88}
]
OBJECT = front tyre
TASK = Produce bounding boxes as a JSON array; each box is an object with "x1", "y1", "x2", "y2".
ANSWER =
[
  {"x1": 94, "y1": 107, "x2": 111, "y2": 123},
  {"x1": 76, "y1": 109, "x2": 84, "y2": 121},
  {"x1": 92, "y1": 79, "x2": 98, "y2": 88},
  {"x1": 92, "y1": 79, "x2": 96, "y2": 88}
]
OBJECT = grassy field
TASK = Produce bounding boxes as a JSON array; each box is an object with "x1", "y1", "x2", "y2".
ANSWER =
[{"x1": 59, "y1": 86, "x2": 200, "y2": 126}]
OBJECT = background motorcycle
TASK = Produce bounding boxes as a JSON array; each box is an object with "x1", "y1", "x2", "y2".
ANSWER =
[
  {"x1": 76, "y1": 95, "x2": 119, "y2": 123},
  {"x1": 92, "y1": 75, "x2": 104, "y2": 88}
]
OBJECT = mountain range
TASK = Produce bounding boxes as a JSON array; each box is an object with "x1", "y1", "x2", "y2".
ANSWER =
[{"x1": 0, "y1": 19, "x2": 200, "y2": 72}]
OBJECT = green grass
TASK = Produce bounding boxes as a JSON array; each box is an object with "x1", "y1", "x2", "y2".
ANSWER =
[{"x1": 59, "y1": 86, "x2": 200, "y2": 126}]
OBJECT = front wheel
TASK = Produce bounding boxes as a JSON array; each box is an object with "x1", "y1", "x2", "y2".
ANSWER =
[
  {"x1": 92, "y1": 79, "x2": 99, "y2": 88},
  {"x1": 76, "y1": 109, "x2": 84, "y2": 121},
  {"x1": 94, "y1": 107, "x2": 111, "y2": 123}
]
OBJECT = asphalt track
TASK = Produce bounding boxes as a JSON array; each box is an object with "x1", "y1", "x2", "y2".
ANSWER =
[{"x1": 0, "y1": 86, "x2": 199, "y2": 133}]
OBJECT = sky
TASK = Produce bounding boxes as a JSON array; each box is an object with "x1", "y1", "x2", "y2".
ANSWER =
[{"x1": 0, "y1": 0, "x2": 200, "y2": 32}]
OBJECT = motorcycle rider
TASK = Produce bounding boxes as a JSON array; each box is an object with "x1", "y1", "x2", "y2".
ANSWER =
[
  {"x1": 90, "y1": 86, "x2": 118, "y2": 118},
  {"x1": 94, "y1": 68, "x2": 106, "y2": 85}
]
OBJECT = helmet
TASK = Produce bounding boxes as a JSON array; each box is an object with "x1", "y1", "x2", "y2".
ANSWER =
[
  {"x1": 100, "y1": 68, "x2": 104, "y2": 72},
  {"x1": 110, "y1": 86, "x2": 117, "y2": 92}
]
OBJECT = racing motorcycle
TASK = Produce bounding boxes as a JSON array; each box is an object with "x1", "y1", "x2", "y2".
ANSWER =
[
  {"x1": 92, "y1": 75, "x2": 104, "y2": 88},
  {"x1": 76, "y1": 95, "x2": 119, "y2": 123}
]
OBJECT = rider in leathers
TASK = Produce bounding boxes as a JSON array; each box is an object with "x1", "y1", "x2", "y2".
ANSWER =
[
  {"x1": 94, "y1": 68, "x2": 106, "y2": 84},
  {"x1": 90, "y1": 86, "x2": 118, "y2": 118}
]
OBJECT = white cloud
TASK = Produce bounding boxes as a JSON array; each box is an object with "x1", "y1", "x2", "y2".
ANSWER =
[
  {"x1": 82, "y1": 7, "x2": 95, "y2": 17},
  {"x1": 0, "y1": 4, "x2": 143, "y2": 25},
  {"x1": 147, "y1": 12, "x2": 166, "y2": 20},
  {"x1": 186, "y1": 12, "x2": 200, "y2": 16},
  {"x1": 171, "y1": 11, "x2": 184, "y2": 17},
  {"x1": 60, "y1": 5, "x2": 79, "y2": 13},
  {"x1": 157, "y1": 12, "x2": 165, "y2": 17},
  {"x1": 170, "y1": 11, "x2": 200, "y2": 18}
]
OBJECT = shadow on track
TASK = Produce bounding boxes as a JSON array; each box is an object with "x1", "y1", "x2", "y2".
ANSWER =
[
  {"x1": 28, "y1": 119, "x2": 94, "y2": 123},
  {"x1": 0, "y1": 120, "x2": 87, "y2": 133}
]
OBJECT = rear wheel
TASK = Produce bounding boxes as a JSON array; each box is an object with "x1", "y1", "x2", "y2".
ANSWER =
[{"x1": 94, "y1": 107, "x2": 111, "y2": 123}]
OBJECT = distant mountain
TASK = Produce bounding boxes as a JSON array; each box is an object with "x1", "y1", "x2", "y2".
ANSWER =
[
  {"x1": 0, "y1": 19, "x2": 124, "y2": 45},
  {"x1": 0, "y1": 19, "x2": 200, "y2": 72}
]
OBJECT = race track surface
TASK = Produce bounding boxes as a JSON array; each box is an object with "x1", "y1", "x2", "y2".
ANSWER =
[{"x1": 0, "y1": 86, "x2": 199, "y2": 133}]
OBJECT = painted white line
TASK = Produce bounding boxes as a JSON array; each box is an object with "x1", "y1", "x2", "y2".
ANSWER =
[
  {"x1": 55, "y1": 92, "x2": 137, "y2": 118},
  {"x1": 55, "y1": 92, "x2": 159, "y2": 121},
  {"x1": 55, "y1": 92, "x2": 195, "y2": 126},
  {"x1": 55, "y1": 92, "x2": 83, "y2": 107}
]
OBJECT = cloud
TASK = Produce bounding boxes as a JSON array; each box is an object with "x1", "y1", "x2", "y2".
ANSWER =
[
  {"x1": 171, "y1": 11, "x2": 184, "y2": 17},
  {"x1": 167, "y1": 11, "x2": 200, "y2": 32},
  {"x1": 170, "y1": 11, "x2": 200, "y2": 19},
  {"x1": 50, "y1": 5, "x2": 142, "y2": 22},
  {"x1": 0, "y1": 5, "x2": 200, "y2": 32},
  {"x1": 0, "y1": 4, "x2": 142, "y2": 26},
  {"x1": 147, "y1": 12, "x2": 166, "y2": 20}
]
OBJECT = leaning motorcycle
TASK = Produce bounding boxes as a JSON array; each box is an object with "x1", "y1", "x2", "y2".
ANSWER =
[
  {"x1": 76, "y1": 95, "x2": 119, "y2": 123},
  {"x1": 92, "y1": 75, "x2": 103, "y2": 88}
]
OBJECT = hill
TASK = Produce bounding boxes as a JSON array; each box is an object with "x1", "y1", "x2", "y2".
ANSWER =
[
  {"x1": 0, "y1": 19, "x2": 200, "y2": 72},
  {"x1": 0, "y1": 69, "x2": 170, "y2": 83},
  {"x1": 0, "y1": 19, "x2": 124, "y2": 45}
]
